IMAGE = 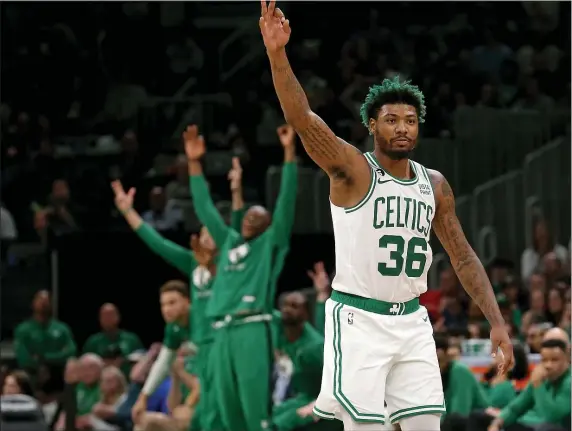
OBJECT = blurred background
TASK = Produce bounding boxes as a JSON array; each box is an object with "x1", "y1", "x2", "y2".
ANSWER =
[{"x1": 0, "y1": 2, "x2": 570, "y2": 431}]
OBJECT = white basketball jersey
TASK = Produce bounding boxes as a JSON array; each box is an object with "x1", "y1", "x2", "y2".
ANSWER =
[{"x1": 330, "y1": 152, "x2": 435, "y2": 303}]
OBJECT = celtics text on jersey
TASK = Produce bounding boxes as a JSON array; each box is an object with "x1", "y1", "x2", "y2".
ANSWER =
[{"x1": 330, "y1": 152, "x2": 435, "y2": 303}]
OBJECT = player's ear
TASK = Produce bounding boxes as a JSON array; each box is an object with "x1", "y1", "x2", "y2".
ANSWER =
[{"x1": 368, "y1": 118, "x2": 376, "y2": 136}]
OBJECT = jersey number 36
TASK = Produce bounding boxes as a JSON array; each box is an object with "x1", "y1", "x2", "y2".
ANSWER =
[{"x1": 378, "y1": 235, "x2": 428, "y2": 278}]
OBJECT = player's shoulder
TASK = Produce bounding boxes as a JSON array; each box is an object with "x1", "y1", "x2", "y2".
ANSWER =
[{"x1": 14, "y1": 319, "x2": 33, "y2": 333}]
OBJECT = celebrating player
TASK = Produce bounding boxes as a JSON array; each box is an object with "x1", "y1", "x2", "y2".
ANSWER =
[
  {"x1": 185, "y1": 123, "x2": 297, "y2": 431},
  {"x1": 112, "y1": 158, "x2": 245, "y2": 430},
  {"x1": 260, "y1": 1, "x2": 514, "y2": 430}
]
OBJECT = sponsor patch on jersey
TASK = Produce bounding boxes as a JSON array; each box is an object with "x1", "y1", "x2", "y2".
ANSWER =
[{"x1": 419, "y1": 183, "x2": 431, "y2": 195}]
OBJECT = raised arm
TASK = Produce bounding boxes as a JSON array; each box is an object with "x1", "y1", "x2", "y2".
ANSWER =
[
  {"x1": 270, "y1": 125, "x2": 298, "y2": 247},
  {"x1": 429, "y1": 169, "x2": 514, "y2": 374},
  {"x1": 184, "y1": 125, "x2": 231, "y2": 247},
  {"x1": 259, "y1": 1, "x2": 368, "y2": 186},
  {"x1": 228, "y1": 157, "x2": 245, "y2": 230},
  {"x1": 111, "y1": 181, "x2": 196, "y2": 274}
]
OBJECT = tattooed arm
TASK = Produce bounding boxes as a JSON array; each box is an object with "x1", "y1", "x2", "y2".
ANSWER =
[
  {"x1": 428, "y1": 169, "x2": 504, "y2": 327},
  {"x1": 267, "y1": 49, "x2": 366, "y2": 179}
]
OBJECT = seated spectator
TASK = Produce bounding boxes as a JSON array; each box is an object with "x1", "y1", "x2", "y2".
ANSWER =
[
  {"x1": 142, "y1": 187, "x2": 183, "y2": 231},
  {"x1": 88, "y1": 366, "x2": 128, "y2": 431},
  {"x1": 83, "y1": 303, "x2": 143, "y2": 377},
  {"x1": 33, "y1": 179, "x2": 84, "y2": 240},
  {"x1": 526, "y1": 323, "x2": 551, "y2": 354},
  {"x1": 437, "y1": 334, "x2": 489, "y2": 429},
  {"x1": 135, "y1": 346, "x2": 198, "y2": 431},
  {"x1": 487, "y1": 339, "x2": 571, "y2": 431},
  {"x1": 521, "y1": 219, "x2": 568, "y2": 282},
  {"x1": 0, "y1": 203, "x2": 17, "y2": 265},
  {"x1": 55, "y1": 353, "x2": 103, "y2": 430},
  {"x1": 14, "y1": 290, "x2": 77, "y2": 378},
  {"x1": 1, "y1": 370, "x2": 34, "y2": 396},
  {"x1": 521, "y1": 288, "x2": 548, "y2": 336},
  {"x1": 546, "y1": 287, "x2": 565, "y2": 327}
]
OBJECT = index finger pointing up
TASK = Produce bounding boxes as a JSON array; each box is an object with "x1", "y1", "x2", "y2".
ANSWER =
[{"x1": 268, "y1": 0, "x2": 276, "y2": 15}]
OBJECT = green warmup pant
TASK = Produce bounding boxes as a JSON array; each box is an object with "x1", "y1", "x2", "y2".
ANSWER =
[
  {"x1": 211, "y1": 320, "x2": 273, "y2": 431},
  {"x1": 190, "y1": 341, "x2": 225, "y2": 431}
]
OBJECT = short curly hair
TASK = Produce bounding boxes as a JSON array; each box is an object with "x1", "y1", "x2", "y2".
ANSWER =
[{"x1": 359, "y1": 76, "x2": 427, "y2": 128}]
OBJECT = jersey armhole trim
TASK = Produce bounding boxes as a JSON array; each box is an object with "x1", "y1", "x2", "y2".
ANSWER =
[{"x1": 344, "y1": 167, "x2": 376, "y2": 214}]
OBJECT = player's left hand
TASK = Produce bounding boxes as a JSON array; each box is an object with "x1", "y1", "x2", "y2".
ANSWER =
[
  {"x1": 277, "y1": 124, "x2": 295, "y2": 148},
  {"x1": 227, "y1": 157, "x2": 243, "y2": 192},
  {"x1": 490, "y1": 325, "x2": 514, "y2": 376},
  {"x1": 297, "y1": 400, "x2": 318, "y2": 421},
  {"x1": 190, "y1": 234, "x2": 215, "y2": 267}
]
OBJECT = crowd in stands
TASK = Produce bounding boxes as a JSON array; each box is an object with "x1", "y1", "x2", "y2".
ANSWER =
[{"x1": 1, "y1": 2, "x2": 570, "y2": 431}]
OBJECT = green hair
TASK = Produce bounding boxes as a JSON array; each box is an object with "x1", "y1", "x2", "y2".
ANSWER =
[{"x1": 359, "y1": 76, "x2": 426, "y2": 128}]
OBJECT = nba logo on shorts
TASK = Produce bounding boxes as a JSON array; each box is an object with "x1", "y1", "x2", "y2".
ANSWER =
[{"x1": 347, "y1": 312, "x2": 354, "y2": 325}]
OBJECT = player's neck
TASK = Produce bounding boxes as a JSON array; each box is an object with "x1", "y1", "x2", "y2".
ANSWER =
[
  {"x1": 283, "y1": 324, "x2": 304, "y2": 343},
  {"x1": 372, "y1": 149, "x2": 411, "y2": 180}
]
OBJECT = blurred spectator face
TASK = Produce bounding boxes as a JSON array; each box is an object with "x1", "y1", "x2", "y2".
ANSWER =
[
  {"x1": 526, "y1": 325, "x2": 546, "y2": 353},
  {"x1": 543, "y1": 252, "x2": 561, "y2": 277},
  {"x1": 79, "y1": 356, "x2": 103, "y2": 386},
  {"x1": 17, "y1": 112, "x2": 30, "y2": 129},
  {"x1": 160, "y1": 290, "x2": 189, "y2": 323},
  {"x1": 529, "y1": 288, "x2": 545, "y2": 312},
  {"x1": 370, "y1": 103, "x2": 419, "y2": 161},
  {"x1": 467, "y1": 323, "x2": 481, "y2": 339},
  {"x1": 198, "y1": 226, "x2": 215, "y2": 251},
  {"x1": 121, "y1": 130, "x2": 138, "y2": 155},
  {"x1": 547, "y1": 288, "x2": 563, "y2": 316},
  {"x1": 100, "y1": 367, "x2": 125, "y2": 396},
  {"x1": 149, "y1": 187, "x2": 166, "y2": 212},
  {"x1": 241, "y1": 206, "x2": 271, "y2": 239},
  {"x1": 280, "y1": 292, "x2": 308, "y2": 326},
  {"x1": 533, "y1": 219, "x2": 549, "y2": 246},
  {"x1": 541, "y1": 343, "x2": 569, "y2": 381},
  {"x1": 99, "y1": 303, "x2": 120, "y2": 332},
  {"x1": 529, "y1": 273, "x2": 547, "y2": 292},
  {"x1": 2, "y1": 371, "x2": 32, "y2": 396},
  {"x1": 503, "y1": 280, "x2": 520, "y2": 304},
  {"x1": 52, "y1": 180, "x2": 70, "y2": 204},
  {"x1": 32, "y1": 290, "x2": 51, "y2": 316},
  {"x1": 439, "y1": 267, "x2": 458, "y2": 295},
  {"x1": 447, "y1": 345, "x2": 461, "y2": 360}
]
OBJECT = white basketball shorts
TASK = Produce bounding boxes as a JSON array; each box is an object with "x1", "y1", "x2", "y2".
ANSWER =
[{"x1": 313, "y1": 295, "x2": 446, "y2": 425}]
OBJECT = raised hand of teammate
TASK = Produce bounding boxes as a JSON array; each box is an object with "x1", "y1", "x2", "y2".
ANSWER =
[
  {"x1": 277, "y1": 124, "x2": 296, "y2": 148},
  {"x1": 183, "y1": 125, "x2": 205, "y2": 161},
  {"x1": 190, "y1": 234, "x2": 215, "y2": 268},
  {"x1": 490, "y1": 326, "x2": 515, "y2": 376},
  {"x1": 111, "y1": 180, "x2": 135, "y2": 214},
  {"x1": 227, "y1": 157, "x2": 243, "y2": 192},
  {"x1": 308, "y1": 261, "x2": 330, "y2": 302},
  {"x1": 259, "y1": 0, "x2": 291, "y2": 52}
]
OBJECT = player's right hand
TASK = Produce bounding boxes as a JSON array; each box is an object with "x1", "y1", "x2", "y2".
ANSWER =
[
  {"x1": 131, "y1": 396, "x2": 147, "y2": 423},
  {"x1": 183, "y1": 125, "x2": 206, "y2": 161},
  {"x1": 227, "y1": 157, "x2": 243, "y2": 191},
  {"x1": 259, "y1": 0, "x2": 291, "y2": 53},
  {"x1": 111, "y1": 180, "x2": 135, "y2": 213}
]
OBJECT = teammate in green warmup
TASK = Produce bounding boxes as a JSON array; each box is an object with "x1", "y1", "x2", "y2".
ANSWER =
[
  {"x1": 111, "y1": 158, "x2": 245, "y2": 431},
  {"x1": 129, "y1": 280, "x2": 194, "y2": 424},
  {"x1": 185, "y1": 123, "x2": 298, "y2": 431},
  {"x1": 272, "y1": 292, "x2": 328, "y2": 431}
]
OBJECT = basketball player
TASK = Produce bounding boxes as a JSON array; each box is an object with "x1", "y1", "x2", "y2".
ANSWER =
[{"x1": 259, "y1": 2, "x2": 515, "y2": 430}]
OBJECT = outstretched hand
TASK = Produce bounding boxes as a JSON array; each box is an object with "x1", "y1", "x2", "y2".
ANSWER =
[
  {"x1": 277, "y1": 124, "x2": 295, "y2": 148},
  {"x1": 190, "y1": 234, "x2": 215, "y2": 267},
  {"x1": 111, "y1": 180, "x2": 135, "y2": 213},
  {"x1": 259, "y1": 0, "x2": 291, "y2": 53},
  {"x1": 228, "y1": 157, "x2": 243, "y2": 192},
  {"x1": 183, "y1": 125, "x2": 206, "y2": 161}
]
